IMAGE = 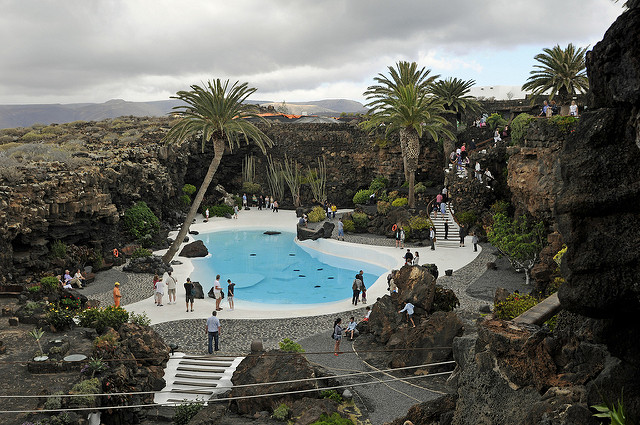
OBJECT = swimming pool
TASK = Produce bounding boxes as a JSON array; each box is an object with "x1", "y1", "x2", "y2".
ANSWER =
[{"x1": 189, "y1": 230, "x2": 386, "y2": 304}]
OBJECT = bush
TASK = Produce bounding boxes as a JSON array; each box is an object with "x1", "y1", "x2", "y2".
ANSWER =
[
  {"x1": 388, "y1": 190, "x2": 399, "y2": 200},
  {"x1": 549, "y1": 115, "x2": 579, "y2": 132},
  {"x1": 27, "y1": 285, "x2": 41, "y2": 294},
  {"x1": 59, "y1": 293, "x2": 82, "y2": 310},
  {"x1": 123, "y1": 202, "x2": 160, "y2": 240},
  {"x1": 510, "y1": 113, "x2": 534, "y2": 145},
  {"x1": 93, "y1": 328, "x2": 120, "y2": 357},
  {"x1": 202, "y1": 204, "x2": 234, "y2": 217},
  {"x1": 307, "y1": 206, "x2": 326, "y2": 223},
  {"x1": 79, "y1": 306, "x2": 129, "y2": 333},
  {"x1": 46, "y1": 306, "x2": 76, "y2": 331},
  {"x1": 391, "y1": 197, "x2": 408, "y2": 207},
  {"x1": 455, "y1": 211, "x2": 477, "y2": 228},
  {"x1": 50, "y1": 240, "x2": 67, "y2": 259},
  {"x1": 494, "y1": 293, "x2": 539, "y2": 320},
  {"x1": 432, "y1": 286, "x2": 460, "y2": 312},
  {"x1": 369, "y1": 177, "x2": 389, "y2": 191},
  {"x1": 180, "y1": 194, "x2": 191, "y2": 206},
  {"x1": 68, "y1": 378, "x2": 100, "y2": 408},
  {"x1": 129, "y1": 312, "x2": 151, "y2": 327},
  {"x1": 486, "y1": 113, "x2": 507, "y2": 130},
  {"x1": 43, "y1": 391, "x2": 64, "y2": 410},
  {"x1": 182, "y1": 184, "x2": 196, "y2": 196},
  {"x1": 272, "y1": 403, "x2": 291, "y2": 421},
  {"x1": 342, "y1": 220, "x2": 355, "y2": 233},
  {"x1": 81, "y1": 357, "x2": 108, "y2": 378},
  {"x1": 130, "y1": 247, "x2": 152, "y2": 259},
  {"x1": 414, "y1": 182, "x2": 427, "y2": 193},
  {"x1": 408, "y1": 215, "x2": 432, "y2": 232},
  {"x1": 279, "y1": 338, "x2": 304, "y2": 353},
  {"x1": 320, "y1": 389, "x2": 343, "y2": 403},
  {"x1": 352, "y1": 189, "x2": 374, "y2": 205},
  {"x1": 310, "y1": 412, "x2": 353, "y2": 425},
  {"x1": 351, "y1": 212, "x2": 369, "y2": 232},
  {"x1": 376, "y1": 200, "x2": 391, "y2": 215},
  {"x1": 40, "y1": 276, "x2": 60, "y2": 292},
  {"x1": 242, "y1": 181, "x2": 261, "y2": 194},
  {"x1": 174, "y1": 400, "x2": 204, "y2": 425},
  {"x1": 490, "y1": 200, "x2": 510, "y2": 216}
]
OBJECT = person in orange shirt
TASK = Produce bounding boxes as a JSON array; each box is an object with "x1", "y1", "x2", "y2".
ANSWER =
[{"x1": 113, "y1": 282, "x2": 122, "y2": 308}]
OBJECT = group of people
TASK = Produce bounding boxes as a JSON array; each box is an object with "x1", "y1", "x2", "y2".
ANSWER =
[
  {"x1": 351, "y1": 270, "x2": 367, "y2": 305},
  {"x1": 242, "y1": 193, "x2": 279, "y2": 212},
  {"x1": 332, "y1": 306, "x2": 371, "y2": 355},
  {"x1": 61, "y1": 268, "x2": 86, "y2": 289}
]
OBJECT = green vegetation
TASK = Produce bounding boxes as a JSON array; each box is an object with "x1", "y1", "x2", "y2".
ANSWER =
[
  {"x1": 130, "y1": 247, "x2": 152, "y2": 259},
  {"x1": 46, "y1": 306, "x2": 76, "y2": 331},
  {"x1": 272, "y1": 403, "x2": 291, "y2": 421},
  {"x1": 27, "y1": 285, "x2": 41, "y2": 294},
  {"x1": 342, "y1": 219, "x2": 355, "y2": 233},
  {"x1": 487, "y1": 213, "x2": 546, "y2": 285},
  {"x1": 369, "y1": 176, "x2": 389, "y2": 191},
  {"x1": 320, "y1": 389, "x2": 343, "y2": 403},
  {"x1": 310, "y1": 412, "x2": 354, "y2": 425},
  {"x1": 455, "y1": 210, "x2": 477, "y2": 228},
  {"x1": 83, "y1": 357, "x2": 108, "y2": 378},
  {"x1": 486, "y1": 113, "x2": 507, "y2": 131},
  {"x1": 40, "y1": 276, "x2": 60, "y2": 292},
  {"x1": 129, "y1": 311, "x2": 151, "y2": 326},
  {"x1": 490, "y1": 200, "x2": 511, "y2": 216},
  {"x1": 351, "y1": 212, "x2": 369, "y2": 232},
  {"x1": 180, "y1": 194, "x2": 191, "y2": 206},
  {"x1": 162, "y1": 79, "x2": 273, "y2": 264},
  {"x1": 242, "y1": 181, "x2": 261, "y2": 194},
  {"x1": 494, "y1": 293, "x2": 539, "y2": 320},
  {"x1": 123, "y1": 201, "x2": 160, "y2": 241},
  {"x1": 352, "y1": 189, "x2": 373, "y2": 205},
  {"x1": 510, "y1": 113, "x2": 534, "y2": 145},
  {"x1": 29, "y1": 328, "x2": 45, "y2": 355},
  {"x1": 376, "y1": 200, "x2": 391, "y2": 215},
  {"x1": 174, "y1": 400, "x2": 204, "y2": 425},
  {"x1": 50, "y1": 239, "x2": 67, "y2": 259},
  {"x1": 93, "y1": 328, "x2": 120, "y2": 357},
  {"x1": 307, "y1": 156, "x2": 327, "y2": 203},
  {"x1": 79, "y1": 306, "x2": 130, "y2": 333},
  {"x1": 308, "y1": 206, "x2": 326, "y2": 223},
  {"x1": 391, "y1": 197, "x2": 408, "y2": 207},
  {"x1": 548, "y1": 114, "x2": 579, "y2": 132},
  {"x1": 414, "y1": 182, "x2": 426, "y2": 193},
  {"x1": 592, "y1": 391, "x2": 634, "y2": 425},
  {"x1": 182, "y1": 184, "x2": 196, "y2": 196},
  {"x1": 278, "y1": 338, "x2": 305, "y2": 353},
  {"x1": 201, "y1": 204, "x2": 234, "y2": 217}
]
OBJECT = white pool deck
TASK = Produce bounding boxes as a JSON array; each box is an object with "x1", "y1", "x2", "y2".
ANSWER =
[{"x1": 125, "y1": 209, "x2": 481, "y2": 324}]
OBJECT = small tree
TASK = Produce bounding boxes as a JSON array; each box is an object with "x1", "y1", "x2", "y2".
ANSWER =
[{"x1": 487, "y1": 213, "x2": 546, "y2": 285}]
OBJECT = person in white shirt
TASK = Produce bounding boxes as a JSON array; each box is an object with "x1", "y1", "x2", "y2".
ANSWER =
[
  {"x1": 345, "y1": 317, "x2": 359, "y2": 340},
  {"x1": 214, "y1": 275, "x2": 223, "y2": 311},
  {"x1": 164, "y1": 271, "x2": 177, "y2": 304},
  {"x1": 155, "y1": 274, "x2": 165, "y2": 306},
  {"x1": 399, "y1": 302, "x2": 416, "y2": 328}
]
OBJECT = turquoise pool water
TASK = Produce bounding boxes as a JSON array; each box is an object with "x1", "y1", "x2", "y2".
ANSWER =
[{"x1": 189, "y1": 230, "x2": 386, "y2": 304}]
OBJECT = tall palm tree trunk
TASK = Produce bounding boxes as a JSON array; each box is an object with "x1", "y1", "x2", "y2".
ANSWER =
[
  {"x1": 162, "y1": 138, "x2": 226, "y2": 264},
  {"x1": 400, "y1": 137, "x2": 410, "y2": 182},
  {"x1": 402, "y1": 127, "x2": 420, "y2": 208}
]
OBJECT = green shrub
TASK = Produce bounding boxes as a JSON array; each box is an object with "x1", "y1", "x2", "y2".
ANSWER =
[
  {"x1": 182, "y1": 184, "x2": 196, "y2": 196},
  {"x1": 79, "y1": 306, "x2": 129, "y2": 333},
  {"x1": 180, "y1": 194, "x2": 191, "y2": 206},
  {"x1": 174, "y1": 400, "x2": 204, "y2": 425},
  {"x1": 320, "y1": 389, "x2": 343, "y2": 403},
  {"x1": 342, "y1": 220, "x2": 355, "y2": 233},
  {"x1": 50, "y1": 240, "x2": 67, "y2": 259},
  {"x1": 369, "y1": 177, "x2": 389, "y2": 191},
  {"x1": 455, "y1": 211, "x2": 477, "y2": 228},
  {"x1": 401, "y1": 181, "x2": 409, "y2": 188},
  {"x1": 242, "y1": 181, "x2": 261, "y2": 194},
  {"x1": 93, "y1": 328, "x2": 120, "y2": 356},
  {"x1": 202, "y1": 204, "x2": 234, "y2": 217},
  {"x1": 307, "y1": 206, "x2": 326, "y2": 223},
  {"x1": 352, "y1": 189, "x2": 374, "y2": 205},
  {"x1": 494, "y1": 293, "x2": 539, "y2": 320},
  {"x1": 510, "y1": 113, "x2": 534, "y2": 145},
  {"x1": 41, "y1": 275, "x2": 62, "y2": 291},
  {"x1": 123, "y1": 201, "x2": 160, "y2": 240},
  {"x1": 27, "y1": 285, "x2": 41, "y2": 294},
  {"x1": 59, "y1": 295, "x2": 81, "y2": 311},
  {"x1": 414, "y1": 182, "x2": 427, "y2": 193},
  {"x1": 272, "y1": 403, "x2": 291, "y2": 421},
  {"x1": 44, "y1": 391, "x2": 64, "y2": 410},
  {"x1": 130, "y1": 247, "x2": 152, "y2": 259},
  {"x1": 23, "y1": 300, "x2": 46, "y2": 315},
  {"x1": 486, "y1": 113, "x2": 507, "y2": 130},
  {"x1": 351, "y1": 212, "x2": 369, "y2": 232},
  {"x1": 388, "y1": 190, "x2": 399, "y2": 200},
  {"x1": 549, "y1": 115, "x2": 579, "y2": 132},
  {"x1": 408, "y1": 215, "x2": 432, "y2": 232},
  {"x1": 374, "y1": 138, "x2": 390, "y2": 148},
  {"x1": 129, "y1": 312, "x2": 151, "y2": 327},
  {"x1": 391, "y1": 197, "x2": 408, "y2": 207},
  {"x1": 279, "y1": 338, "x2": 305, "y2": 353},
  {"x1": 68, "y1": 378, "x2": 100, "y2": 408},
  {"x1": 376, "y1": 200, "x2": 391, "y2": 215},
  {"x1": 46, "y1": 306, "x2": 76, "y2": 331},
  {"x1": 432, "y1": 286, "x2": 460, "y2": 312},
  {"x1": 490, "y1": 200, "x2": 510, "y2": 216},
  {"x1": 82, "y1": 356, "x2": 108, "y2": 378},
  {"x1": 310, "y1": 412, "x2": 353, "y2": 425}
]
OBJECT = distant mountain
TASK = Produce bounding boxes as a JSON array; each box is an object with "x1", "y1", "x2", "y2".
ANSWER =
[{"x1": 0, "y1": 98, "x2": 367, "y2": 129}]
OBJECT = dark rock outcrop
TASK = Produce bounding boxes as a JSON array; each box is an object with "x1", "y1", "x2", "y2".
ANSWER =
[
  {"x1": 385, "y1": 393, "x2": 457, "y2": 425},
  {"x1": 297, "y1": 222, "x2": 335, "y2": 241},
  {"x1": 123, "y1": 255, "x2": 171, "y2": 275},
  {"x1": 192, "y1": 281, "x2": 205, "y2": 299},
  {"x1": 178, "y1": 240, "x2": 208, "y2": 257}
]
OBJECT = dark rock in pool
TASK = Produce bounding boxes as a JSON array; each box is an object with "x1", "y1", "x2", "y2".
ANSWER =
[
  {"x1": 263, "y1": 231, "x2": 281, "y2": 235},
  {"x1": 189, "y1": 230, "x2": 199, "y2": 235},
  {"x1": 298, "y1": 275, "x2": 306, "y2": 277},
  {"x1": 317, "y1": 268, "x2": 323, "y2": 271},
  {"x1": 294, "y1": 269, "x2": 300, "y2": 272},
  {"x1": 297, "y1": 221, "x2": 335, "y2": 241},
  {"x1": 328, "y1": 277, "x2": 334, "y2": 279},
  {"x1": 314, "y1": 285, "x2": 321, "y2": 288},
  {"x1": 250, "y1": 253, "x2": 256, "y2": 256},
  {"x1": 179, "y1": 240, "x2": 209, "y2": 258},
  {"x1": 289, "y1": 253, "x2": 296, "y2": 256}
]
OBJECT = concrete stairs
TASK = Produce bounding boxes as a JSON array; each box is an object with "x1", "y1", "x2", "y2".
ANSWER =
[
  {"x1": 429, "y1": 205, "x2": 460, "y2": 249},
  {"x1": 154, "y1": 353, "x2": 244, "y2": 405}
]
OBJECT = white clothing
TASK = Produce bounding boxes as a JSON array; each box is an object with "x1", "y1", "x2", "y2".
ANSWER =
[
  {"x1": 399, "y1": 303, "x2": 415, "y2": 315},
  {"x1": 164, "y1": 274, "x2": 177, "y2": 290},
  {"x1": 155, "y1": 279, "x2": 165, "y2": 294}
]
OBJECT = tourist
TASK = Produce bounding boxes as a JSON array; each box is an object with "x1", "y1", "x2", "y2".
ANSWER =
[
  {"x1": 400, "y1": 226, "x2": 405, "y2": 248},
  {"x1": 435, "y1": 192, "x2": 443, "y2": 216},
  {"x1": 205, "y1": 208, "x2": 209, "y2": 221},
  {"x1": 337, "y1": 218, "x2": 344, "y2": 241},
  {"x1": 360, "y1": 278, "x2": 367, "y2": 304},
  {"x1": 227, "y1": 279, "x2": 235, "y2": 311},
  {"x1": 155, "y1": 274, "x2": 165, "y2": 306},
  {"x1": 327, "y1": 204, "x2": 332, "y2": 218},
  {"x1": 60, "y1": 275, "x2": 72, "y2": 290},
  {"x1": 494, "y1": 128, "x2": 502, "y2": 144},
  {"x1": 233, "y1": 205, "x2": 239, "y2": 219},
  {"x1": 442, "y1": 186, "x2": 448, "y2": 202},
  {"x1": 298, "y1": 215, "x2": 307, "y2": 227},
  {"x1": 413, "y1": 251, "x2": 420, "y2": 265},
  {"x1": 551, "y1": 100, "x2": 559, "y2": 115},
  {"x1": 459, "y1": 224, "x2": 466, "y2": 247},
  {"x1": 206, "y1": 310, "x2": 222, "y2": 354},
  {"x1": 570, "y1": 100, "x2": 579, "y2": 116},
  {"x1": 258, "y1": 195, "x2": 263, "y2": 210},
  {"x1": 404, "y1": 248, "x2": 414, "y2": 265},
  {"x1": 539, "y1": 100, "x2": 549, "y2": 117},
  {"x1": 242, "y1": 193, "x2": 247, "y2": 208},
  {"x1": 352, "y1": 274, "x2": 362, "y2": 305},
  {"x1": 444, "y1": 218, "x2": 449, "y2": 239},
  {"x1": 331, "y1": 204, "x2": 337, "y2": 219},
  {"x1": 73, "y1": 269, "x2": 86, "y2": 287},
  {"x1": 265, "y1": 195, "x2": 270, "y2": 209},
  {"x1": 460, "y1": 143, "x2": 467, "y2": 160},
  {"x1": 332, "y1": 318, "x2": 343, "y2": 356},
  {"x1": 472, "y1": 232, "x2": 479, "y2": 252},
  {"x1": 113, "y1": 282, "x2": 121, "y2": 307},
  {"x1": 440, "y1": 200, "x2": 447, "y2": 217},
  {"x1": 64, "y1": 269, "x2": 83, "y2": 288},
  {"x1": 269, "y1": 196, "x2": 274, "y2": 208},
  {"x1": 502, "y1": 125, "x2": 510, "y2": 139},
  {"x1": 546, "y1": 101, "x2": 553, "y2": 118},
  {"x1": 387, "y1": 272, "x2": 397, "y2": 293},
  {"x1": 395, "y1": 224, "x2": 402, "y2": 248},
  {"x1": 214, "y1": 275, "x2": 223, "y2": 311},
  {"x1": 184, "y1": 277, "x2": 194, "y2": 312},
  {"x1": 252, "y1": 194, "x2": 257, "y2": 207},
  {"x1": 361, "y1": 306, "x2": 371, "y2": 322},
  {"x1": 399, "y1": 301, "x2": 416, "y2": 328},
  {"x1": 152, "y1": 273, "x2": 160, "y2": 298},
  {"x1": 164, "y1": 271, "x2": 177, "y2": 305},
  {"x1": 469, "y1": 138, "x2": 476, "y2": 151},
  {"x1": 430, "y1": 226, "x2": 436, "y2": 251},
  {"x1": 475, "y1": 161, "x2": 482, "y2": 181},
  {"x1": 345, "y1": 317, "x2": 359, "y2": 340},
  {"x1": 273, "y1": 200, "x2": 279, "y2": 212}
]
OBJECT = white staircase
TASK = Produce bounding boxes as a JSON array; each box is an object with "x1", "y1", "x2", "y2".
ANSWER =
[
  {"x1": 429, "y1": 204, "x2": 460, "y2": 249},
  {"x1": 154, "y1": 353, "x2": 244, "y2": 405}
]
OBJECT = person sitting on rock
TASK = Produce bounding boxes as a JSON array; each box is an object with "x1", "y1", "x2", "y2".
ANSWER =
[
  {"x1": 404, "y1": 249, "x2": 414, "y2": 265},
  {"x1": 73, "y1": 269, "x2": 86, "y2": 287},
  {"x1": 361, "y1": 306, "x2": 371, "y2": 322},
  {"x1": 345, "y1": 317, "x2": 359, "y2": 340},
  {"x1": 59, "y1": 275, "x2": 72, "y2": 290},
  {"x1": 64, "y1": 269, "x2": 83, "y2": 289}
]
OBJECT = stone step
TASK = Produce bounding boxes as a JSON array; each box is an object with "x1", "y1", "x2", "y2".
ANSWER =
[
  {"x1": 177, "y1": 366, "x2": 227, "y2": 373},
  {"x1": 175, "y1": 373, "x2": 223, "y2": 380},
  {"x1": 173, "y1": 380, "x2": 221, "y2": 387},
  {"x1": 183, "y1": 355, "x2": 237, "y2": 361},
  {"x1": 180, "y1": 360, "x2": 233, "y2": 367},
  {"x1": 169, "y1": 388, "x2": 214, "y2": 395}
]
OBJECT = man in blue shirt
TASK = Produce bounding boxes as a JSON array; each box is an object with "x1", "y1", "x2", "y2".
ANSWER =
[{"x1": 206, "y1": 311, "x2": 222, "y2": 354}]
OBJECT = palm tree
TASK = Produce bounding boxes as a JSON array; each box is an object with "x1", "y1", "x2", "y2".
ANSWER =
[
  {"x1": 363, "y1": 62, "x2": 452, "y2": 208},
  {"x1": 522, "y1": 43, "x2": 589, "y2": 103},
  {"x1": 430, "y1": 77, "x2": 481, "y2": 161},
  {"x1": 162, "y1": 79, "x2": 272, "y2": 263}
]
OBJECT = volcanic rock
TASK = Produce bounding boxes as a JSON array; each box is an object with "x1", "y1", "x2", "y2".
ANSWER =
[{"x1": 178, "y1": 240, "x2": 208, "y2": 257}]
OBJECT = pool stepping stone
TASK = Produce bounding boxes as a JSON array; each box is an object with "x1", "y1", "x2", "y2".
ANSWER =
[{"x1": 154, "y1": 353, "x2": 244, "y2": 405}]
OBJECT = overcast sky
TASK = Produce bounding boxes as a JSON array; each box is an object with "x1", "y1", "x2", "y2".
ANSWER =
[{"x1": 0, "y1": 0, "x2": 624, "y2": 105}]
